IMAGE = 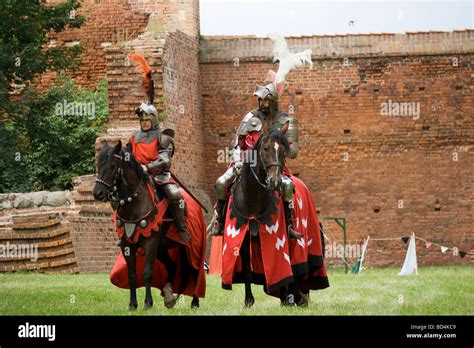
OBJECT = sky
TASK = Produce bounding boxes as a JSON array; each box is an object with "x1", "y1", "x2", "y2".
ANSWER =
[{"x1": 200, "y1": 0, "x2": 474, "y2": 36}]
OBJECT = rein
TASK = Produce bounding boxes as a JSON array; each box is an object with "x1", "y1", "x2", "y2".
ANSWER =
[
  {"x1": 249, "y1": 143, "x2": 283, "y2": 190},
  {"x1": 233, "y1": 135, "x2": 284, "y2": 222},
  {"x1": 95, "y1": 153, "x2": 139, "y2": 206}
]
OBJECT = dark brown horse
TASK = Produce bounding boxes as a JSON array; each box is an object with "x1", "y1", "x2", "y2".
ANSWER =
[
  {"x1": 230, "y1": 128, "x2": 299, "y2": 307},
  {"x1": 93, "y1": 141, "x2": 199, "y2": 310}
]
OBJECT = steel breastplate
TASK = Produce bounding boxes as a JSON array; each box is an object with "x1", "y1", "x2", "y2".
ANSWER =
[{"x1": 134, "y1": 128, "x2": 161, "y2": 144}]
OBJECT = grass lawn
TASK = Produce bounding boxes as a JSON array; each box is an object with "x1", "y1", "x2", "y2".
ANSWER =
[{"x1": 0, "y1": 265, "x2": 472, "y2": 315}]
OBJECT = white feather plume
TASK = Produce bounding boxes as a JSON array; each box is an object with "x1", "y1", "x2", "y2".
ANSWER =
[{"x1": 268, "y1": 33, "x2": 313, "y2": 85}]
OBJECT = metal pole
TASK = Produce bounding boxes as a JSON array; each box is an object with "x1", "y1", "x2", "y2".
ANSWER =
[
  {"x1": 323, "y1": 216, "x2": 348, "y2": 273},
  {"x1": 342, "y1": 218, "x2": 348, "y2": 274}
]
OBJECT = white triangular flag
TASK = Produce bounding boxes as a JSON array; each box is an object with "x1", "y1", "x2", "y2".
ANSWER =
[
  {"x1": 441, "y1": 246, "x2": 448, "y2": 253},
  {"x1": 358, "y1": 235, "x2": 370, "y2": 274},
  {"x1": 399, "y1": 233, "x2": 418, "y2": 276}
]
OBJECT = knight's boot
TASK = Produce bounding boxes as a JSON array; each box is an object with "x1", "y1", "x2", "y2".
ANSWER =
[
  {"x1": 210, "y1": 199, "x2": 227, "y2": 236},
  {"x1": 284, "y1": 201, "x2": 302, "y2": 240},
  {"x1": 170, "y1": 199, "x2": 191, "y2": 243}
]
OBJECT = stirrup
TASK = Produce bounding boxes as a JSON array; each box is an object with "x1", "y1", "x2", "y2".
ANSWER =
[
  {"x1": 288, "y1": 226, "x2": 302, "y2": 240},
  {"x1": 178, "y1": 226, "x2": 191, "y2": 243},
  {"x1": 210, "y1": 220, "x2": 224, "y2": 236}
]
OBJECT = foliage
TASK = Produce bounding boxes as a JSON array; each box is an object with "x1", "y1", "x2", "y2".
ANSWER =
[
  {"x1": 0, "y1": 0, "x2": 106, "y2": 192},
  {"x1": 0, "y1": 0, "x2": 85, "y2": 105},
  {"x1": 0, "y1": 77, "x2": 109, "y2": 192}
]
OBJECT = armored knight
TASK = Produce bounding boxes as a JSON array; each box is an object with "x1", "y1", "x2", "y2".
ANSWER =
[
  {"x1": 212, "y1": 33, "x2": 312, "y2": 239},
  {"x1": 212, "y1": 82, "x2": 301, "y2": 240},
  {"x1": 128, "y1": 54, "x2": 190, "y2": 243}
]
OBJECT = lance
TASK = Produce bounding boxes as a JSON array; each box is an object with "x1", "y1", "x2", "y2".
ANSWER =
[{"x1": 170, "y1": 172, "x2": 209, "y2": 214}]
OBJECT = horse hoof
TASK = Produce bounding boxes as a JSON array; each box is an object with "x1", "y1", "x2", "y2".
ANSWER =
[
  {"x1": 280, "y1": 296, "x2": 296, "y2": 307},
  {"x1": 244, "y1": 298, "x2": 255, "y2": 308},
  {"x1": 129, "y1": 303, "x2": 138, "y2": 311},
  {"x1": 280, "y1": 301, "x2": 294, "y2": 307},
  {"x1": 163, "y1": 283, "x2": 176, "y2": 309},
  {"x1": 144, "y1": 301, "x2": 153, "y2": 310},
  {"x1": 191, "y1": 297, "x2": 200, "y2": 309},
  {"x1": 164, "y1": 297, "x2": 177, "y2": 309},
  {"x1": 297, "y1": 294, "x2": 309, "y2": 307}
]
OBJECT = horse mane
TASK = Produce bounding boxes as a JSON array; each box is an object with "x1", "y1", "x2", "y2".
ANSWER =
[
  {"x1": 266, "y1": 127, "x2": 290, "y2": 150},
  {"x1": 97, "y1": 143, "x2": 113, "y2": 169},
  {"x1": 251, "y1": 128, "x2": 290, "y2": 154}
]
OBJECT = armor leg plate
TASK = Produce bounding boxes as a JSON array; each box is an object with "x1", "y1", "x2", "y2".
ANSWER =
[
  {"x1": 162, "y1": 184, "x2": 190, "y2": 243},
  {"x1": 215, "y1": 166, "x2": 236, "y2": 201}
]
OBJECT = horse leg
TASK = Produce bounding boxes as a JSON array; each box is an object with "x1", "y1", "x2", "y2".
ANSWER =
[
  {"x1": 289, "y1": 274, "x2": 308, "y2": 307},
  {"x1": 173, "y1": 245, "x2": 199, "y2": 309},
  {"x1": 295, "y1": 275, "x2": 309, "y2": 307},
  {"x1": 280, "y1": 286, "x2": 291, "y2": 306},
  {"x1": 188, "y1": 264, "x2": 201, "y2": 309},
  {"x1": 157, "y1": 230, "x2": 177, "y2": 309},
  {"x1": 142, "y1": 234, "x2": 159, "y2": 310},
  {"x1": 191, "y1": 296, "x2": 199, "y2": 309},
  {"x1": 241, "y1": 232, "x2": 254, "y2": 308},
  {"x1": 121, "y1": 240, "x2": 138, "y2": 311}
]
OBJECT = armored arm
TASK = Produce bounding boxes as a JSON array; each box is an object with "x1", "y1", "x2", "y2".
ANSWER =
[
  {"x1": 230, "y1": 111, "x2": 255, "y2": 168},
  {"x1": 286, "y1": 118, "x2": 299, "y2": 159},
  {"x1": 276, "y1": 112, "x2": 299, "y2": 159},
  {"x1": 230, "y1": 112, "x2": 254, "y2": 148},
  {"x1": 146, "y1": 134, "x2": 174, "y2": 173}
]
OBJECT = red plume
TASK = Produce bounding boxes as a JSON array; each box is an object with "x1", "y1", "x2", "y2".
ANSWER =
[
  {"x1": 266, "y1": 69, "x2": 277, "y2": 84},
  {"x1": 266, "y1": 69, "x2": 284, "y2": 95},
  {"x1": 129, "y1": 53, "x2": 154, "y2": 104}
]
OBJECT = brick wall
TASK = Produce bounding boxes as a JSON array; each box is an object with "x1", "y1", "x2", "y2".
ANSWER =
[
  {"x1": 99, "y1": 27, "x2": 210, "y2": 212},
  {"x1": 39, "y1": 0, "x2": 200, "y2": 90},
  {"x1": 39, "y1": 0, "x2": 150, "y2": 89},
  {"x1": 0, "y1": 175, "x2": 119, "y2": 274},
  {"x1": 0, "y1": 212, "x2": 79, "y2": 273},
  {"x1": 128, "y1": 0, "x2": 200, "y2": 40},
  {"x1": 68, "y1": 175, "x2": 119, "y2": 273},
  {"x1": 68, "y1": 204, "x2": 118, "y2": 273},
  {"x1": 162, "y1": 31, "x2": 209, "y2": 206},
  {"x1": 200, "y1": 31, "x2": 474, "y2": 266}
]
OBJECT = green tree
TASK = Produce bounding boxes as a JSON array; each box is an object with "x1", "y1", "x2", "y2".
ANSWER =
[
  {"x1": 0, "y1": 76, "x2": 109, "y2": 192},
  {"x1": 0, "y1": 0, "x2": 85, "y2": 108},
  {"x1": 0, "y1": 1, "x2": 110, "y2": 192}
]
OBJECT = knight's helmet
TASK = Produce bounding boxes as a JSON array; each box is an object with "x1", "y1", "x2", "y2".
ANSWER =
[
  {"x1": 135, "y1": 103, "x2": 159, "y2": 129},
  {"x1": 129, "y1": 53, "x2": 159, "y2": 130},
  {"x1": 253, "y1": 83, "x2": 277, "y2": 101}
]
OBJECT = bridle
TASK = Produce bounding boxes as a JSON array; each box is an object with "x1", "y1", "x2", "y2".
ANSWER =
[
  {"x1": 249, "y1": 136, "x2": 284, "y2": 190},
  {"x1": 231, "y1": 135, "x2": 285, "y2": 224},
  {"x1": 95, "y1": 153, "x2": 137, "y2": 205}
]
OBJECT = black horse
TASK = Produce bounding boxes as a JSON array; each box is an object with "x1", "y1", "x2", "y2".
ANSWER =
[
  {"x1": 93, "y1": 140, "x2": 199, "y2": 310},
  {"x1": 228, "y1": 128, "x2": 305, "y2": 307}
]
